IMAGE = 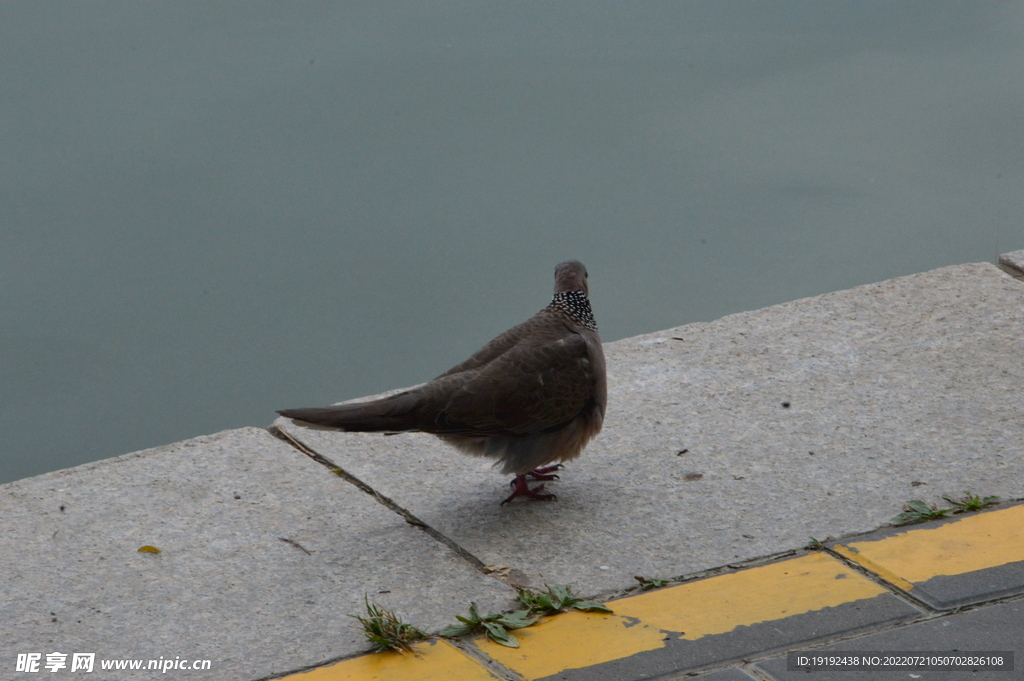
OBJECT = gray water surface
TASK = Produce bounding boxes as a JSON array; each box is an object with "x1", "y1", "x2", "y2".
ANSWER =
[{"x1": 3, "y1": 2, "x2": 1022, "y2": 483}]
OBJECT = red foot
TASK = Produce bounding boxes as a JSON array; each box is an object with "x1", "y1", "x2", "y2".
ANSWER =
[{"x1": 501, "y1": 474, "x2": 557, "y2": 505}]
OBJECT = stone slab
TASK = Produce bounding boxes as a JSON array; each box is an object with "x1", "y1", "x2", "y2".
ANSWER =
[
  {"x1": 0, "y1": 428, "x2": 515, "y2": 681},
  {"x1": 831, "y1": 503, "x2": 1024, "y2": 610},
  {"x1": 998, "y1": 248, "x2": 1024, "y2": 274},
  {"x1": 276, "y1": 262, "x2": 1024, "y2": 597},
  {"x1": 755, "y1": 598, "x2": 1022, "y2": 680}
]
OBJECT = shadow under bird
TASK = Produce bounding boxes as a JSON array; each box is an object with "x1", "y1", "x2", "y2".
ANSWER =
[{"x1": 277, "y1": 260, "x2": 607, "y2": 504}]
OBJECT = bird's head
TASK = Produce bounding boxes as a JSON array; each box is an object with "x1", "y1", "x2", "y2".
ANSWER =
[{"x1": 554, "y1": 260, "x2": 589, "y2": 296}]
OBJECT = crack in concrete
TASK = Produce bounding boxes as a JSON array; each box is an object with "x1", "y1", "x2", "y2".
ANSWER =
[{"x1": 267, "y1": 425, "x2": 488, "y2": 572}]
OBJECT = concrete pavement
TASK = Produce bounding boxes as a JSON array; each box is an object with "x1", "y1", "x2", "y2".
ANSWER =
[{"x1": 3, "y1": 253, "x2": 1023, "y2": 680}]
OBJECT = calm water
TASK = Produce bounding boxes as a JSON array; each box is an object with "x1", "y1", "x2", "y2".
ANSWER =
[{"x1": 3, "y1": 2, "x2": 1022, "y2": 484}]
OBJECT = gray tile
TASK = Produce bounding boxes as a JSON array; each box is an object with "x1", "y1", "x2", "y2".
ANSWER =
[
  {"x1": 755, "y1": 599, "x2": 1022, "y2": 681},
  {"x1": 278, "y1": 262, "x2": 1024, "y2": 596},
  {"x1": 0, "y1": 428, "x2": 515, "y2": 681},
  {"x1": 911, "y1": 561, "x2": 1024, "y2": 610}
]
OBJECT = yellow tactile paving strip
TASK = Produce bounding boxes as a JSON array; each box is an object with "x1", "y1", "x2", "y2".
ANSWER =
[
  {"x1": 477, "y1": 552, "x2": 885, "y2": 680},
  {"x1": 277, "y1": 504, "x2": 1024, "y2": 681},
  {"x1": 834, "y1": 503, "x2": 1024, "y2": 586},
  {"x1": 280, "y1": 639, "x2": 499, "y2": 680}
]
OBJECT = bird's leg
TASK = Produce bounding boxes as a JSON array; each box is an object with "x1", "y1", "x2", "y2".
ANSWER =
[
  {"x1": 501, "y1": 474, "x2": 557, "y2": 505},
  {"x1": 525, "y1": 463, "x2": 563, "y2": 481}
]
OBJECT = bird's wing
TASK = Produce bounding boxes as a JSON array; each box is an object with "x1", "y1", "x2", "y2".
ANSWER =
[
  {"x1": 428, "y1": 332, "x2": 598, "y2": 437},
  {"x1": 434, "y1": 320, "x2": 533, "y2": 378}
]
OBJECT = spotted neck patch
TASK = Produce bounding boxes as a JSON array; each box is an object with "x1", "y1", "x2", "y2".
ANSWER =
[{"x1": 550, "y1": 290, "x2": 597, "y2": 331}]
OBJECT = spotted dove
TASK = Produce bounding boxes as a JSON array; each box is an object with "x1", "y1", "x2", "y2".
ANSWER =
[{"x1": 277, "y1": 260, "x2": 606, "y2": 503}]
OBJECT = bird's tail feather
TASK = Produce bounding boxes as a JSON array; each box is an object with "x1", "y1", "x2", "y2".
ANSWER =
[{"x1": 277, "y1": 392, "x2": 421, "y2": 432}]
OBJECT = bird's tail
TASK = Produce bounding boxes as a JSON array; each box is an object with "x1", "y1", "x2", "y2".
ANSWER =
[{"x1": 277, "y1": 392, "x2": 421, "y2": 432}]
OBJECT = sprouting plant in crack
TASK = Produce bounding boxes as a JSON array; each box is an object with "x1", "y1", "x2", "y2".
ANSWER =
[
  {"x1": 891, "y1": 500, "x2": 953, "y2": 526},
  {"x1": 942, "y1": 492, "x2": 1000, "y2": 513},
  {"x1": 516, "y1": 584, "x2": 614, "y2": 615},
  {"x1": 439, "y1": 602, "x2": 539, "y2": 648},
  {"x1": 805, "y1": 537, "x2": 830, "y2": 551},
  {"x1": 349, "y1": 596, "x2": 427, "y2": 654},
  {"x1": 634, "y1": 575, "x2": 670, "y2": 591}
]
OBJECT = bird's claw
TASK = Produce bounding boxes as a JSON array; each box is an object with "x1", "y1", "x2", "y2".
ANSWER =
[
  {"x1": 525, "y1": 464, "x2": 563, "y2": 481},
  {"x1": 501, "y1": 475, "x2": 558, "y2": 504}
]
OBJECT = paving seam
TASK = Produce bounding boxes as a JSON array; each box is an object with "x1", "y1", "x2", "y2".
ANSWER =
[
  {"x1": 446, "y1": 638, "x2": 525, "y2": 681},
  {"x1": 821, "y1": 545, "x2": 938, "y2": 613},
  {"x1": 267, "y1": 425, "x2": 488, "y2": 571},
  {"x1": 996, "y1": 262, "x2": 1024, "y2": 280},
  {"x1": 588, "y1": 549, "x2": 803, "y2": 605},
  {"x1": 254, "y1": 650, "x2": 380, "y2": 681}
]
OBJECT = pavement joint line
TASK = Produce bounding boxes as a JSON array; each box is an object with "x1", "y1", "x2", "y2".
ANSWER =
[
  {"x1": 829, "y1": 546, "x2": 915, "y2": 592},
  {"x1": 273, "y1": 639, "x2": 509, "y2": 681},
  {"x1": 591, "y1": 549, "x2": 804, "y2": 606},
  {"x1": 822, "y1": 545, "x2": 937, "y2": 613},
  {"x1": 255, "y1": 650, "x2": 366, "y2": 681},
  {"x1": 746, "y1": 667, "x2": 773, "y2": 681},
  {"x1": 745, "y1": 662, "x2": 777, "y2": 681},
  {"x1": 996, "y1": 262, "x2": 1024, "y2": 279},
  {"x1": 267, "y1": 425, "x2": 490, "y2": 572},
  {"x1": 445, "y1": 638, "x2": 525, "y2": 681}
]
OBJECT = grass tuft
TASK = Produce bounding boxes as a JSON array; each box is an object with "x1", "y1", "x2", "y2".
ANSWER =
[
  {"x1": 942, "y1": 492, "x2": 1000, "y2": 513},
  {"x1": 892, "y1": 492, "x2": 1000, "y2": 526},
  {"x1": 634, "y1": 575, "x2": 670, "y2": 590},
  {"x1": 516, "y1": 584, "x2": 613, "y2": 615},
  {"x1": 349, "y1": 596, "x2": 427, "y2": 654},
  {"x1": 891, "y1": 500, "x2": 952, "y2": 525}
]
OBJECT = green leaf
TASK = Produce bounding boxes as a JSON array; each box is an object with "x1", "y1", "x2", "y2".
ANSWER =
[
  {"x1": 498, "y1": 610, "x2": 540, "y2": 630},
  {"x1": 549, "y1": 584, "x2": 571, "y2": 605},
  {"x1": 905, "y1": 500, "x2": 932, "y2": 514},
  {"x1": 439, "y1": 624, "x2": 474, "y2": 637},
  {"x1": 482, "y1": 621, "x2": 519, "y2": 648},
  {"x1": 569, "y1": 600, "x2": 613, "y2": 613},
  {"x1": 634, "y1": 575, "x2": 669, "y2": 590}
]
